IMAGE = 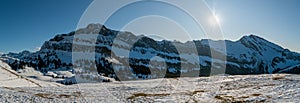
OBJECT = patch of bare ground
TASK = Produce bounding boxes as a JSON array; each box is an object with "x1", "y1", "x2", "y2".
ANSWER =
[
  {"x1": 272, "y1": 75, "x2": 286, "y2": 80},
  {"x1": 35, "y1": 92, "x2": 82, "y2": 99},
  {"x1": 127, "y1": 93, "x2": 170, "y2": 100},
  {"x1": 191, "y1": 90, "x2": 206, "y2": 95},
  {"x1": 4, "y1": 87, "x2": 28, "y2": 93},
  {"x1": 215, "y1": 93, "x2": 265, "y2": 103},
  {"x1": 215, "y1": 95, "x2": 245, "y2": 103},
  {"x1": 251, "y1": 93, "x2": 262, "y2": 96}
]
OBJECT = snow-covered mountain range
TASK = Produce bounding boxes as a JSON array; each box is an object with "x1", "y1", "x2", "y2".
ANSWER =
[{"x1": 1, "y1": 23, "x2": 299, "y2": 83}]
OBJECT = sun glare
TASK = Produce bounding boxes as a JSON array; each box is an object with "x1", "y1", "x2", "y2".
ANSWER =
[
  {"x1": 214, "y1": 14, "x2": 220, "y2": 24},
  {"x1": 210, "y1": 10, "x2": 221, "y2": 26}
]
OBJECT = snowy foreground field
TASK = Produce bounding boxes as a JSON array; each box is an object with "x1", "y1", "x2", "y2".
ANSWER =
[{"x1": 0, "y1": 73, "x2": 300, "y2": 102}]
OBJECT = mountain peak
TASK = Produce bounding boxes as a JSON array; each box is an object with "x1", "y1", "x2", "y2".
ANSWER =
[
  {"x1": 75, "y1": 23, "x2": 107, "y2": 34},
  {"x1": 240, "y1": 34, "x2": 266, "y2": 41},
  {"x1": 239, "y1": 34, "x2": 284, "y2": 52}
]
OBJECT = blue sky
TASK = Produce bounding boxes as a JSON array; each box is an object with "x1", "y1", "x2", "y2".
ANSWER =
[
  {"x1": 0, "y1": 0, "x2": 300, "y2": 53},
  {"x1": 205, "y1": 0, "x2": 300, "y2": 52},
  {"x1": 0, "y1": 0, "x2": 92, "y2": 53}
]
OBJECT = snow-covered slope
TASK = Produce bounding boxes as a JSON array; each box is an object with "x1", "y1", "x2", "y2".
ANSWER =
[
  {"x1": 1, "y1": 23, "x2": 300, "y2": 83},
  {"x1": 0, "y1": 74, "x2": 299, "y2": 102},
  {"x1": 204, "y1": 35, "x2": 300, "y2": 74},
  {"x1": 0, "y1": 60, "x2": 63, "y2": 87}
]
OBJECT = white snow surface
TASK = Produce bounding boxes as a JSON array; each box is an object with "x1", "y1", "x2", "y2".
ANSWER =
[
  {"x1": 0, "y1": 60, "x2": 63, "y2": 87},
  {"x1": 0, "y1": 74, "x2": 299, "y2": 102}
]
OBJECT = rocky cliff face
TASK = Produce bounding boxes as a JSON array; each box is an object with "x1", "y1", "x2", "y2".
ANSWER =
[{"x1": 2, "y1": 23, "x2": 300, "y2": 82}]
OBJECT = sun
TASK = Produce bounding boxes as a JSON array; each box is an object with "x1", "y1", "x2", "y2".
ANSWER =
[
  {"x1": 214, "y1": 14, "x2": 220, "y2": 24},
  {"x1": 210, "y1": 10, "x2": 221, "y2": 26}
]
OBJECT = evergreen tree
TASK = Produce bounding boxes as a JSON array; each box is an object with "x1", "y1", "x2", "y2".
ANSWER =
[{"x1": 37, "y1": 55, "x2": 44, "y2": 70}]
